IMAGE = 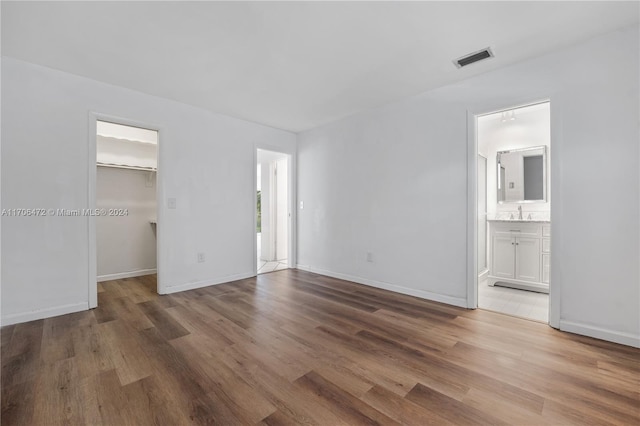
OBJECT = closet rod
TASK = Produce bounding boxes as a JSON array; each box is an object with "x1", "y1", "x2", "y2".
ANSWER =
[{"x1": 97, "y1": 163, "x2": 156, "y2": 172}]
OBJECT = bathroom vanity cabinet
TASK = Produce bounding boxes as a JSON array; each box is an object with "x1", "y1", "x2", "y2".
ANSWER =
[{"x1": 488, "y1": 220, "x2": 550, "y2": 293}]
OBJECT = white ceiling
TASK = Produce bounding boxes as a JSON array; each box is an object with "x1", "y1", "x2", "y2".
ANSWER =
[{"x1": 2, "y1": 1, "x2": 638, "y2": 133}]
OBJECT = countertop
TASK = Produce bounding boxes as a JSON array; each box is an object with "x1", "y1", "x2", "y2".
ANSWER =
[{"x1": 487, "y1": 218, "x2": 551, "y2": 223}]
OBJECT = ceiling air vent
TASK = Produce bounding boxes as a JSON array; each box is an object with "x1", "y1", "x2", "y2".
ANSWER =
[{"x1": 453, "y1": 47, "x2": 494, "y2": 68}]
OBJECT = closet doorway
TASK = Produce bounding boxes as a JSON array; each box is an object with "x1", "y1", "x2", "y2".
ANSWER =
[{"x1": 88, "y1": 117, "x2": 161, "y2": 308}]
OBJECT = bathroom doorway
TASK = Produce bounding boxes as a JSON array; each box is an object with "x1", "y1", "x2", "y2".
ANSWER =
[
  {"x1": 474, "y1": 102, "x2": 551, "y2": 323},
  {"x1": 256, "y1": 149, "x2": 291, "y2": 274}
]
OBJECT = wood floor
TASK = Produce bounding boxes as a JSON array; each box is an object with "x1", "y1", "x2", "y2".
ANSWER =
[{"x1": 2, "y1": 270, "x2": 639, "y2": 425}]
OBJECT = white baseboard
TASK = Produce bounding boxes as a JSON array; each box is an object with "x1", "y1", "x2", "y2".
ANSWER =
[
  {"x1": 295, "y1": 264, "x2": 467, "y2": 308},
  {"x1": 560, "y1": 320, "x2": 640, "y2": 348},
  {"x1": 1, "y1": 302, "x2": 88, "y2": 327},
  {"x1": 161, "y1": 271, "x2": 255, "y2": 295},
  {"x1": 97, "y1": 268, "x2": 157, "y2": 282}
]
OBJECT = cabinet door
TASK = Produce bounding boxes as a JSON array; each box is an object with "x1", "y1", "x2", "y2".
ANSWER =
[
  {"x1": 492, "y1": 236, "x2": 515, "y2": 279},
  {"x1": 515, "y1": 237, "x2": 540, "y2": 282},
  {"x1": 542, "y1": 254, "x2": 550, "y2": 284}
]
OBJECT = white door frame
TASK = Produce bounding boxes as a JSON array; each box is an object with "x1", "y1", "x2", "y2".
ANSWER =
[
  {"x1": 466, "y1": 98, "x2": 560, "y2": 328},
  {"x1": 87, "y1": 112, "x2": 165, "y2": 308},
  {"x1": 477, "y1": 153, "x2": 488, "y2": 276},
  {"x1": 253, "y1": 144, "x2": 296, "y2": 275}
]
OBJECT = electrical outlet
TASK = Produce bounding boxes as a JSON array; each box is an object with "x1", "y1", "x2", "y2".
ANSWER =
[
  {"x1": 366, "y1": 252, "x2": 373, "y2": 263},
  {"x1": 168, "y1": 198, "x2": 177, "y2": 209},
  {"x1": 299, "y1": 201, "x2": 304, "y2": 209},
  {"x1": 197, "y1": 252, "x2": 205, "y2": 263}
]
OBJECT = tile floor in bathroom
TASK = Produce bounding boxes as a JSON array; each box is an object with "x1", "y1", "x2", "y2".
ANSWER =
[
  {"x1": 478, "y1": 277, "x2": 549, "y2": 322},
  {"x1": 257, "y1": 232, "x2": 288, "y2": 274},
  {"x1": 258, "y1": 258, "x2": 289, "y2": 274}
]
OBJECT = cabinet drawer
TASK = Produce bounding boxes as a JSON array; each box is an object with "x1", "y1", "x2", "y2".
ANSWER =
[
  {"x1": 492, "y1": 223, "x2": 541, "y2": 237},
  {"x1": 542, "y1": 225, "x2": 551, "y2": 237},
  {"x1": 542, "y1": 239, "x2": 551, "y2": 253}
]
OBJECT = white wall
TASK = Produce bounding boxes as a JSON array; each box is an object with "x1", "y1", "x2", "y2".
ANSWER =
[
  {"x1": 1, "y1": 57, "x2": 296, "y2": 325},
  {"x1": 96, "y1": 167, "x2": 157, "y2": 280},
  {"x1": 297, "y1": 25, "x2": 639, "y2": 346}
]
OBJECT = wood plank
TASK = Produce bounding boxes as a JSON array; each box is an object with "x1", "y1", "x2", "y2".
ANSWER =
[
  {"x1": 1, "y1": 325, "x2": 16, "y2": 353},
  {"x1": 259, "y1": 409, "x2": 309, "y2": 426},
  {"x1": 135, "y1": 326, "x2": 241, "y2": 423},
  {"x1": 77, "y1": 369, "x2": 130, "y2": 426},
  {"x1": 31, "y1": 358, "x2": 86, "y2": 426},
  {"x1": 171, "y1": 334, "x2": 277, "y2": 423},
  {"x1": 108, "y1": 295, "x2": 155, "y2": 331},
  {"x1": 40, "y1": 311, "x2": 89, "y2": 364},
  {"x1": 98, "y1": 319, "x2": 153, "y2": 385},
  {"x1": 71, "y1": 312, "x2": 115, "y2": 379},
  {"x1": 137, "y1": 300, "x2": 190, "y2": 340},
  {"x1": 1, "y1": 380, "x2": 35, "y2": 425},
  {"x1": 294, "y1": 370, "x2": 399, "y2": 425},
  {"x1": 360, "y1": 384, "x2": 455, "y2": 425},
  {"x1": 215, "y1": 344, "x2": 346, "y2": 425},
  {"x1": 1, "y1": 320, "x2": 44, "y2": 387},
  {"x1": 406, "y1": 383, "x2": 508, "y2": 426},
  {"x1": 310, "y1": 325, "x2": 438, "y2": 397},
  {"x1": 121, "y1": 374, "x2": 196, "y2": 425}
]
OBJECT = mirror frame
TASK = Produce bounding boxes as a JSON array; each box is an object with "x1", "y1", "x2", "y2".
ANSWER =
[{"x1": 497, "y1": 145, "x2": 547, "y2": 204}]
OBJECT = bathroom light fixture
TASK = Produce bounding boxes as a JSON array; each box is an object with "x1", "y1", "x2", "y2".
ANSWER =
[{"x1": 500, "y1": 110, "x2": 517, "y2": 123}]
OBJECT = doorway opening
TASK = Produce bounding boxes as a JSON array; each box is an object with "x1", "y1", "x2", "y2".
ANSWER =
[
  {"x1": 90, "y1": 118, "x2": 160, "y2": 307},
  {"x1": 475, "y1": 101, "x2": 551, "y2": 323},
  {"x1": 256, "y1": 149, "x2": 290, "y2": 274}
]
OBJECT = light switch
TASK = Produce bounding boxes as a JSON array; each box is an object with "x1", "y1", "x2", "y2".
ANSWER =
[{"x1": 168, "y1": 198, "x2": 177, "y2": 209}]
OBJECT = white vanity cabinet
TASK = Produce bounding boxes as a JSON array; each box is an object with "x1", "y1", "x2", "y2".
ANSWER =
[{"x1": 488, "y1": 221, "x2": 550, "y2": 293}]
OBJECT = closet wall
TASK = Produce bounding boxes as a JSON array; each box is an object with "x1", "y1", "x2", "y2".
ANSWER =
[{"x1": 96, "y1": 167, "x2": 157, "y2": 280}]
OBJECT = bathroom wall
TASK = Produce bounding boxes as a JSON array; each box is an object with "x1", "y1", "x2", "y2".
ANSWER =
[{"x1": 478, "y1": 102, "x2": 551, "y2": 219}]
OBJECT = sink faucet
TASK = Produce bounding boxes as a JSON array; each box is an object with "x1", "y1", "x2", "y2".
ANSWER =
[{"x1": 518, "y1": 205, "x2": 523, "y2": 220}]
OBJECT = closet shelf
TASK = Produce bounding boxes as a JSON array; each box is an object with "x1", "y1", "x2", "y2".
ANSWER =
[
  {"x1": 98, "y1": 135, "x2": 157, "y2": 146},
  {"x1": 97, "y1": 163, "x2": 157, "y2": 172}
]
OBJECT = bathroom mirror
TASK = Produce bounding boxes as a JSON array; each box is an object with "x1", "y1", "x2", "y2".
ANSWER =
[{"x1": 497, "y1": 146, "x2": 547, "y2": 203}]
